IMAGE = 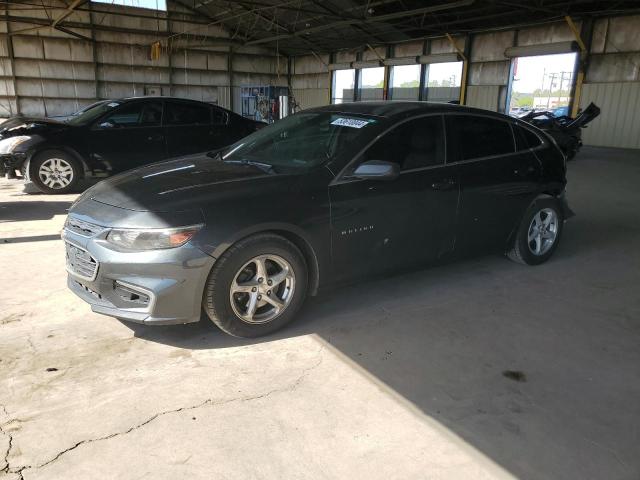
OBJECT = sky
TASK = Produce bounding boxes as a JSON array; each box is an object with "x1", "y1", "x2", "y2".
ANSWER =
[
  {"x1": 93, "y1": 0, "x2": 167, "y2": 10},
  {"x1": 512, "y1": 52, "x2": 577, "y2": 93}
]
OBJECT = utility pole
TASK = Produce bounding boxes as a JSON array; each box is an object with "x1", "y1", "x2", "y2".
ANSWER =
[{"x1": 547, "y1": 72, "x2": 558, "y2": 109}]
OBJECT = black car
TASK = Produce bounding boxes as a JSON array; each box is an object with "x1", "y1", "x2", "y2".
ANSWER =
[
  {"x1": 64, "y1": 101, "x2": 571, "y2": 338},
  {"x1": 0, "y1": 97, "x2": 265, "y2": 193},
  {"x1": 521, "y1": 102, "x2": 601, "y2": 159}
]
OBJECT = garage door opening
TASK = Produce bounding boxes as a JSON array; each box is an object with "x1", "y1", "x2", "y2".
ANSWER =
[{"x1": 507, "y1": 52, "x2": 577, "y2": 117}]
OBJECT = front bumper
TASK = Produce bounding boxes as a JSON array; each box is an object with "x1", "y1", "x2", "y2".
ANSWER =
[
  {"x1": 0, "y1": 152, "x2": 26, "y2": 173},
  {"x1": 63, "y1": 221, "x2": 215, "y2": 325}
]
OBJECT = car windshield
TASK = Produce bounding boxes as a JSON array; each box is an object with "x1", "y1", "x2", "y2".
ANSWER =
[
  {"x1": 66, "y1": 101, "x2": 122, "y2": 126},
  {"x1": 219, "y1": 112, "x2": 380, "y2": 171}
]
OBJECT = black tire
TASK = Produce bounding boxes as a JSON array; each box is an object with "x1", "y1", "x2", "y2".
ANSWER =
[
  {"x1": 29, "y1": 150, "x2": 81, "y2": 194},
  {"x1": 203, "y1": 233, "x2": 308, "y2": 338},
  {"x1": 507, "y1": 196, "x2": 564, "y2": 265}
]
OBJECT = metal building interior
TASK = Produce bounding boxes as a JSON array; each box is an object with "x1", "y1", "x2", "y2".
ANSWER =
[{"x1": 1, "y1": 1, "x2": 639, "y2": 479}]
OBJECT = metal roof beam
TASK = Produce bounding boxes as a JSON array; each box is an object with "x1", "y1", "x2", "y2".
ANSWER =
[{"x1": 245, "y1": 0, "x2": 475, "y2": 46}]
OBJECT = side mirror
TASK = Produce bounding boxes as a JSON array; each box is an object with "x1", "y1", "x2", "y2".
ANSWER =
[
  {"x1": 352, "y1": 160, "x2": 400, "y2": 181},
  {"x1": 98, "y1": 120, "x2": 116, "y2": 129}
]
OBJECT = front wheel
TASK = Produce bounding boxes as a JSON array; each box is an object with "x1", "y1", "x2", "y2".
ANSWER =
[
  {"x1": 203, "y1": 233, "x2": 308, "y2": 338},
  {"x1": 29, "y1": 150, "x2": 81, "y2": 194},
  {"x1": 507, "y1": 197, "x2": 564, "y2": 265}
]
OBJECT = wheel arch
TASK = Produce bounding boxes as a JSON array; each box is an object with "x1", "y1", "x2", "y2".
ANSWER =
[
  {"x1": 504, "y1": 192, "x2": 557, "y2": 251},
  {"x1": 29, "y1": 145, "x2": 88, "y2": 178},
  {"x1": 209, "y1": 224, "x2": 321, "y2": 297}
]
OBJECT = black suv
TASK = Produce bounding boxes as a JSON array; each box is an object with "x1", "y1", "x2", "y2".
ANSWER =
[{"x1": 0, "y1": 97, "x2": 264, "y2": 193}]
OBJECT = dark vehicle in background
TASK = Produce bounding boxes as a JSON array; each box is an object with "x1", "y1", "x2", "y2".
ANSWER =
[
  {"x1": 521, "y1": 102, "x2": 600, "y2": 160},
  {"x1": 0, "y1": 97, "x2": 265, "y2": 193},
  {"x1": 64, "y1": 102, "x2": 571, "y2": 338}
]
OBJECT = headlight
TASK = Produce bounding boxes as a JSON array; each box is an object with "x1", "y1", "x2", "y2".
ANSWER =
[
  {"x1": 0, "y1": 136, "x2": 30, "y2": 154},
  {"x1": 105, "y1": 224, "x2": 203, "y2": 250}
]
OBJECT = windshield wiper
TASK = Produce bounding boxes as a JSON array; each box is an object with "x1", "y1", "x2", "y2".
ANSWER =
[
  {"x1": 206, "y1": 150, "x2": 223, "y2": 161},
  {"x1": 223, "y1": 159, "x2": 274, "y2": 173}
]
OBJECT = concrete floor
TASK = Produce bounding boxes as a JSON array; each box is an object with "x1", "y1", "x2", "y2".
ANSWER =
[{"x1": 1, "y1": 146, "x2": 639, "y2": 480}]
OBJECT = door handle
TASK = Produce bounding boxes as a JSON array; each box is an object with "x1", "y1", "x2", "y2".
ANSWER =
[
  {"x1": 431, "y1": 179, "x2": 456, "y2": 191},
  {"x1": 147, "y1": 134, "x2": 163, "y2": 141},
  {"x1": 514, "y1": 166, "x2": 536, "y2": 176}
]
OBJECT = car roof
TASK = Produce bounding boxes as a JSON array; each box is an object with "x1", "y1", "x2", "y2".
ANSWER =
[
  {"x1": 106, "y1": 96, "x2": 235, "y2": 114},
  {"x1": 306, "y1": 101, "x2": 512, "y2": 121},
  {"x1": 115, "y1": 96, "x2": 224, "y2": 107}
]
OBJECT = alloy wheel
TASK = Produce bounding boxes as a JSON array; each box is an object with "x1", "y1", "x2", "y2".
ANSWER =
[
  {"x1": 527, "y1": 207, "x2": 558, "y2": 256},
  {"x1": 230, "y1": 254, "x2": 296, "y2": 324},
  {"x1": 38, "y1": 158, "x2": 74, "y2": 189}
]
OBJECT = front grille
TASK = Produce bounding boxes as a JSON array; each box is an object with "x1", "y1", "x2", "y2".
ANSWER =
[
  {"x1": 65, "y1": 242, "x2": 99, "y2": 281},
  {"x1": 65, "y1": 217, "x2": 105, "y2": 237}
]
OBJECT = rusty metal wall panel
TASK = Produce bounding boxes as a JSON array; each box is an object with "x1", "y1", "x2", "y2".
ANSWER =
[
  {"x1": 466, "y1": 85, "x2": 500, "y2": 111},
  {"x1": 292, "y1": 88, "x2": 329, "y2": 110},
  {"x1": 580, "y1": 82, "x2": 640, "y2": 149}
]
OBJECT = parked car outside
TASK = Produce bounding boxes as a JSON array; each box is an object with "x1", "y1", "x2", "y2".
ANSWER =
[
  {"x1": 63, "y1": 102, "x2": 571, "y2": 338},
  {"x1": 552, "y1": 106, "x2": 569, "y2": 117},
  {"x1": 521, "y1": 103, "x2": 601, "y2": 159},
  {"x1": 0, "y1": 97, "x2": 265, "y2": 193}
]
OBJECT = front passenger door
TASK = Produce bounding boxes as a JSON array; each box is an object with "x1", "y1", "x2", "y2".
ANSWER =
[
  {"x1": 329, "y1": 115, "x2": 459, "y2": 282},
  {"x1": 88, "y1": 100, "x2": 166, "y2": 173}
]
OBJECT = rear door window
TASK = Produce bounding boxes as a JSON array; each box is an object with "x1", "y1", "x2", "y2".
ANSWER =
[
  {"x1": 165, "y1": 102, "x2": 211, "y2": 126},
  {"x1": 211, "y1": 107, "x2": 228, "y2": 125},
  {"x1": 513, "y1": 124, "x2": 543, "y2": 150},
  {"x1": 446, "y1": 115, "x2": 515, "y2": 162}
]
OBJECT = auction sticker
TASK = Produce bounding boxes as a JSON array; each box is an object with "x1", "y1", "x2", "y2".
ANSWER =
[{"x1": 331, "y1": 117, "x2": 372, "y2": 128}]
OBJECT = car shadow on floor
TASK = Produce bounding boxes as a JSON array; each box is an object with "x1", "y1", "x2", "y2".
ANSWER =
[
  {"x1": 0, "y1": 233, "x2": 61, "y2": 243},
  {"x1": 126, "y1": 245, "x2": 640, "y2": 480},
  {"x1": 0, "y1": 201, "x2": 72, "y2": 222},
  {"x1": 125, "y1": 151, "x2": 640, "y2": 480}
]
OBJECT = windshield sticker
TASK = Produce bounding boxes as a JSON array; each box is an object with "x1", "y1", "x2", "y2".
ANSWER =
[
  {"x1": 107, "y1": 102, "x2": 120, "y2": 108},
  {"x1": 331, "y1": 117, "x2": 372, "y2": 129}
]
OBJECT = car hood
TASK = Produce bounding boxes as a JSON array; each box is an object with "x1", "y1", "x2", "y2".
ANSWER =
[
  {"x1": 0, "y1": 116, "x2": 68, "y2": 138},
  {"x1": 85, "y1": 153, "x2": 295, "y2": 212}
]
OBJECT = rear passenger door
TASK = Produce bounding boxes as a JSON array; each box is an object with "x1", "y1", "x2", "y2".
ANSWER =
[
  {"x1": 445, "y1": 114, "x2": 541, "y2": 253},
  {"x1": 164, "y1": 101, "x2": 216, "y2": 157}
]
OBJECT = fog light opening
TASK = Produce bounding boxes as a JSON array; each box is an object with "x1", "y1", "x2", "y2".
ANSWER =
[{"x1": 113, "y1": 281, "x2": 151, "y2": 307}]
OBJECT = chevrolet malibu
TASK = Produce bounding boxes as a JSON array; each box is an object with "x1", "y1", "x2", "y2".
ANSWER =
[{"x1": 63, "y1": 102, "x2": 571, "y2": 338}]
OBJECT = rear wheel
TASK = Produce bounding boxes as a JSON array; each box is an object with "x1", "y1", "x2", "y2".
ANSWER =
[
  {"x1": 507, "y1": 197, "x2": 564, "y2": 265},
  {"x1": 29, "y1": 150, "x2": 81, "y2": 194},
  {"x1": 203, "y1": 233, "x2": 308, "y2": 337}
]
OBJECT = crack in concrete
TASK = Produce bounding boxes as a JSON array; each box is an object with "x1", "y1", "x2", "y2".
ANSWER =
[
  {"x1": 1, "y1": 405, "x2": 22, "y2": 480},
  {"x1": 3, "y1": 345, "x2": 325, "y2": 476}
]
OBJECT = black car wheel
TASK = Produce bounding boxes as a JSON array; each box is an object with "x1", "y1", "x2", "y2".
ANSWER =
[
  {"x1": 507, "y1": 196, "x2": 564, "y2": 265},
  {"x1": 30, "y1": 150, "x2": 81, "y2": 194},
  {"x1": 203, "y1": 233, "x2": 308, "y2": 338}
]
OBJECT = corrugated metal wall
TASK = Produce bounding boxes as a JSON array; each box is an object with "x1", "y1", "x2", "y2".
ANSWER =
[
  {"x1": 0, "y1": 0, "x2": 286, "y2": 118},
  {"x1": 290, "y1": 54, "x2": 329, "y2": 111},
  {"x1": 578, "y1": 16, "x2": 640, "y2": 149},
  {"x1": 466, "y1": 85, "x2": 501, "y2": 111},
  {"x1": 580, "y1": 82, "x2": 640, "y2": 149},
  {"x1": 292, "y1": 88, "x2": 328, "y2": 110}
]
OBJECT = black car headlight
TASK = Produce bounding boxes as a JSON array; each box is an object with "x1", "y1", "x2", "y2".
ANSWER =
[
  {"x1": 105, "y1": 224, "x2": 203, "y2": 250},
  {"x1": 0, "y1": 135, "x2": 30, "y2": 154}
]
